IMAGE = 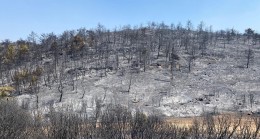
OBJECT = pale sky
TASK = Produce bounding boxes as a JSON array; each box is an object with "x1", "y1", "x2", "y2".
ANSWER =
[{"x1": 0, "y1": 0, "x2": 259, "y2": 41}]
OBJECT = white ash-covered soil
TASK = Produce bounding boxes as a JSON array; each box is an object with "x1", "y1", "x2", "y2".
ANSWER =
[{"x1": 12, "y1": 41, "x2": 260, "y2": 118}]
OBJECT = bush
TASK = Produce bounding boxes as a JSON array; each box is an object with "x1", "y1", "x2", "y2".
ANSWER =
[
  {"x1": 0, "y1": 86, "x2": 14, "y2": 98},
  {"x1": 0, "y1": 100, "x2": 32, "y2": 139}
]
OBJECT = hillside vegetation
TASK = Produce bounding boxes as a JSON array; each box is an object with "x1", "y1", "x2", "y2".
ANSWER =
[
  {"x1": 0, "y1": 22, "x2": 260, "y2": 117},
  {"x1": 2, "y1": 100, "x2": 260, "y2": 139}
]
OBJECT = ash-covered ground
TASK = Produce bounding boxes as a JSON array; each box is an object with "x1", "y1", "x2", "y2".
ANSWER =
[{"x1": 14, "y1": 41, "x2": 260, "y2": 117}]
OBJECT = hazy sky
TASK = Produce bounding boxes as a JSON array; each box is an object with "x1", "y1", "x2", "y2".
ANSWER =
[{"x1": 0, "y1": 0, "x2": 259, "y2": 41}]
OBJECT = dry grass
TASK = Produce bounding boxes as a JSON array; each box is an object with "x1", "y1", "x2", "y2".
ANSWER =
[{"x1": 165, "y1": 113, "x2": 260, "y2": 133}]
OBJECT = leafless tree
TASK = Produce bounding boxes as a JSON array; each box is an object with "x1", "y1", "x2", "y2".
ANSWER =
[
  {"x1": 246, "y1": 46, "x2": 254, "y2": 68},
  {"x1": 58, "y1": 62, "x2": 65, "y2": 102},
  {"x1": 249, "y1": 93, "x2": 255, "y2": 108},
  {"x1": 0, "y1": 100, "x2": 32, "y2": 139}
]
